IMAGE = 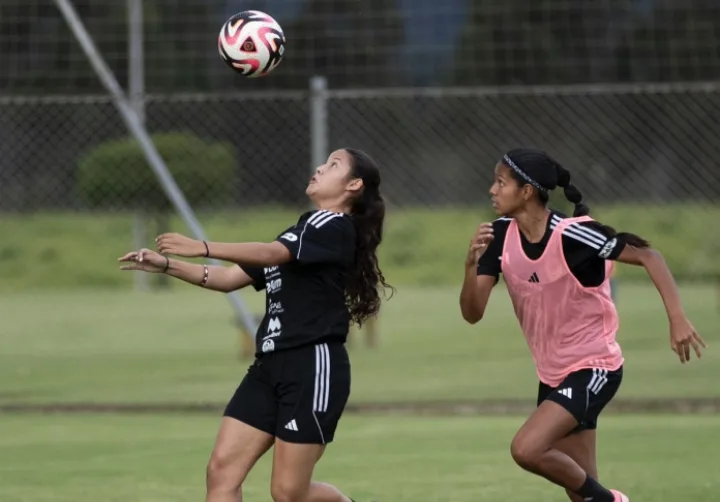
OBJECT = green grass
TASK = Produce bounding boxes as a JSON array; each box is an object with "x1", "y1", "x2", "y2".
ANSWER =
[
  {"x1": 2, "y1": 205, "x2": 717, "y2": 501},
  {"x1": 0, "y1": 284, "x2": 717, "y2": 405},
  {"x1": 0, "y1": 413, "x2": 718, "y2": 501},
  {"x1": 1, "y1": 204, "x2": 719, "y2": 292}
]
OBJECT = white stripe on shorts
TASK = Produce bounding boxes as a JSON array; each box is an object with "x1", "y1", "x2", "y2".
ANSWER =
[
  {"x1": 587, "y1": 368, "x2": 608, "y2": 395},
  {"x1": 313, "y1": 343, "x2": 330, "y2": 412}
]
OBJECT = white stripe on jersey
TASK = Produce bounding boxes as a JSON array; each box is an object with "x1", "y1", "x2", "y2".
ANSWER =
[
  {"x1": 550, "y1": 214, "x2": 607, "y2": 250},
  {"x1": 490, "y1": 214, "x2": 612, "y2": 255},
  {"x1": 308, "y1": 210, "x2": 343, "y2": 229},
  {"x1": 297, "y1": 211, "x2": 343, "y2": 259}
]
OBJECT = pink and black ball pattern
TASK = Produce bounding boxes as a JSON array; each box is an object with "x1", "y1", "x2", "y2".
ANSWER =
[{"x1": 218, "y1": 10, "x2": 286, "y2": 78}]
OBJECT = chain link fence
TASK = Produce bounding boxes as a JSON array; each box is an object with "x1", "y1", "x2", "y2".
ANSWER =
[
  {"x1": 1, "y1": 1, "x2": 719, "y2": 291},
  {"x1": 4, "y1": 1, "x2": 720, "y2": 92},
  {"x1": 1, "y1": 83, "x2": 719, "y2": 211}
]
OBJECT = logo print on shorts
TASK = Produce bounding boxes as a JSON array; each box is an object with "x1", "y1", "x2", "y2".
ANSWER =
[{"x1": 558, "y1": 388, "x2": 573, "y2": 399}]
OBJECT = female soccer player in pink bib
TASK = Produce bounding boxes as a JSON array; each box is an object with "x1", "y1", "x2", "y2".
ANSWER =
[{"x1": 459, "y1": 148, "x2": 705, "y2": 502}]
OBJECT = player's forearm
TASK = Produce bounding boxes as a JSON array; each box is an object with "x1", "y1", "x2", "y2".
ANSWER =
[
  {"x1": 460, "y1": 264, "x2": 486, "y2": 324},
  {"x1": 165, "y1": 259, "x2": 236, "y2": 292},
  {"x1": 205, "y1": 242, "x2": 287, "y2": 267},
  {"x1": 639, "y1": 249, "x2": 685, "y2": 321}
]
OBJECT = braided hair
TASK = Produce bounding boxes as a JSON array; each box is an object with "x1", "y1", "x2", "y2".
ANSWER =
[{"x1": 502, "y1": 148, "x2": 650, "y2": 248}]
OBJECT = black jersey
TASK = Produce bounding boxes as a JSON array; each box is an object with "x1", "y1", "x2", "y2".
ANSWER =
[
  {"x1": 243, "y1": 210, "x2": 356, "y2": 356},
  {"x1": 476, "y1": 211, "x2": 626, "y2": 287}
]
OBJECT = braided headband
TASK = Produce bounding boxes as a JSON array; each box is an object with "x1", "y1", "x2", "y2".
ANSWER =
[{"x1": 503, "y1": 155, "x2": 548, "y2": 193}]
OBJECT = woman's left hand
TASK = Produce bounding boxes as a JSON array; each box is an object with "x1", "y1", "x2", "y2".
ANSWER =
[
  {"x1": 669, "y1": 315, "x2": 706, "y2": 363},
  {"x1": 156, "y1": 233, "x2": 206, "y2": 258}
]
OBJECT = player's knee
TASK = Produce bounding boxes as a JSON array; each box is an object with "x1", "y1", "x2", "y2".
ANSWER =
[
  {"x1": 270, "y1": 478, "x2": 308, "y2": 502},
  {"x1": 510, "y1": 436, "x2": 541, "y2": 471},
  {"x1": 206, "y1": 452, "x2": 243, "y2": 494}
]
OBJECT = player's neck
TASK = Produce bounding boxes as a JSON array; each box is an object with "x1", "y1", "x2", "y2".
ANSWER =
[
  {"x1": 514, "y1": 208, "x2": 551, "y2": 243},
  {"x1": 313, "y1": 199, "x2": 351, "y2": 214}
]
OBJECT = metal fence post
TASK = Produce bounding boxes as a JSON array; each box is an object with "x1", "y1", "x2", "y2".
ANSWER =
[
  {"x1": 309, "y1": 76, "x2": 329, "y2": 195},
  {"x1": 128, "y1": 0, "x2": 149, "y2": 292}
]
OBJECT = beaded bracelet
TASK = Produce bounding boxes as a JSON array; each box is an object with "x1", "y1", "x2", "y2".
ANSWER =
[{"x1": 199, "y1": 265, "x2": 210, "y2": 287}]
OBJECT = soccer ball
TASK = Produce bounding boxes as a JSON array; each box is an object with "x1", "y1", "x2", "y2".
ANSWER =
[{"x1": 218, "y1": 10, "x2": 286, "y2": 78}]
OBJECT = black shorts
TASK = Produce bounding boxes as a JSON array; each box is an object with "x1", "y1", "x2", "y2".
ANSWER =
[
  {"x1": 537, "y1": 366, "x2": 623, "y2": 432},
  {"x1": 224, "y1": 342, "x2": 351, "y2": 444}
]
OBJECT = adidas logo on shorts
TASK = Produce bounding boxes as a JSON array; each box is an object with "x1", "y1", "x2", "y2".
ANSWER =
[{"x1": 558, "y1": 388, "x2": 573, "y2": 399}]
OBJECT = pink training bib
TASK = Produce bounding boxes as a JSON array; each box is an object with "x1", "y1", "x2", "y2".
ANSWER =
[{"x1": 501, "y1": 216, "x2": 624, "y2": 387}]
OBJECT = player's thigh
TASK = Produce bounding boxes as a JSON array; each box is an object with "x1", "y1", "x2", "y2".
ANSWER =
[
  {"x1": 512, "y1": 379, "x2": 582, "y2": 460},
  {"x1": 274, "y1": 342, "x2": 351, "y2": 446},
  {"x1": 511, "y1": 399, "x2": 580, "y2": 462},
  {"x1": 207, "y1": 417, "x2": 275, "y2": 488},
  {"x1": 270, "y1": 440, "x2": 326, "y2": 501},
  {"x1": 208, "y1": 361, "x2": 278, "y2": 488}
]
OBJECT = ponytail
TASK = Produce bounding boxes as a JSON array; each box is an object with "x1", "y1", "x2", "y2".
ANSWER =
[
  {"x1": 555, "y1": 165, "x2": 590, "y2": 217},
  {"x1": 344, "y1": 149, "x2": 394, "y2": 326},
  {"x1": 555, "y1": 164, "x2": 651, "y2": 249},
  {"x1": 502, "y1": 148, "x2": 651, "y2": 250}
]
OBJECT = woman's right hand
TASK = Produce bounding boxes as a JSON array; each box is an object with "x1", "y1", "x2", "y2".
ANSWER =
[
  {"x1": 466, "y1": 223, "x2": 494, "y2": 267},
  {"x1": 118, "y1": 248, "x2": 169, "y2": 274}
]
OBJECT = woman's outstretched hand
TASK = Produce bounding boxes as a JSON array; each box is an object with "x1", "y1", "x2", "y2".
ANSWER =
[
  {"x1": 118, "y1": 248, "x2": 169, "y2": 273},
  {"x1": 155, "y1": 233, "x2": 207, "y2": 258}
]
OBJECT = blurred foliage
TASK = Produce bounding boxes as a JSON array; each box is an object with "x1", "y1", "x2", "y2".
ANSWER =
[{"x1": 75, "y1": 132, "x2": 236, "y2": 210}]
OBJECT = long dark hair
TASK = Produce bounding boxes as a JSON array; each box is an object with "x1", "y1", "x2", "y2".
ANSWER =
[
  {"x1": 344, "y1": 148, "x2": 394, "y2": 326},
  {"x1": 503, "y1": 148, "x2": 650, "y2": 249}
]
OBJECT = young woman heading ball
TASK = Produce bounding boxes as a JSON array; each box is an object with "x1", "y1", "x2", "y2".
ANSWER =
[{"x1": 120, "y1": 148, "x2": 391, "y2": 502}]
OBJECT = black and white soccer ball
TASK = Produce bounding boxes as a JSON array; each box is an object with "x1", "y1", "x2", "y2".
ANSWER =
[{"x1": 218, "y1": 10, "x2": 286, "y2": 78}]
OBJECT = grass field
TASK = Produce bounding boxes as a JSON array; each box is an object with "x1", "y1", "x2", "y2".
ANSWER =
[
  {"x1": 2, "y1": 204, "x2": 720, "y2": 292},
  {"x1": 2, "y1": 207, "x2": 718, "y2": 501},
  {"x1": 0, "y1": 284, "x2": 717, "y2": 406},
  {"x1": 1, "y1": 413, "x2": 718, "y2": 502}
]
